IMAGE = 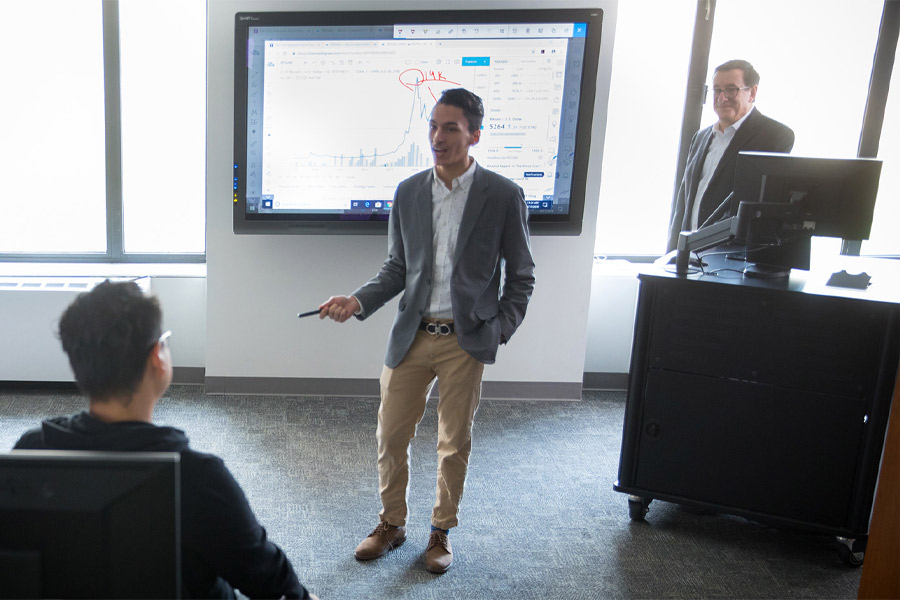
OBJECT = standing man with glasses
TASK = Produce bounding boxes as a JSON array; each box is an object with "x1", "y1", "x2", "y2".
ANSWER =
[
  {"x1": 13, "y1": 280, "x2": 317, "y2": 599},
  {"x1": 667, "y1": 59, "x2": 795, "y2": 252},
  {"x1": 318, "y1": 88, "x2": 535, "y2": 574}
]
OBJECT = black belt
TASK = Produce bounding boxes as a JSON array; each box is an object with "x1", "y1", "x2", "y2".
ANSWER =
[{"x1": 419, "y1": 321, "x2": 454, "y2": 335}]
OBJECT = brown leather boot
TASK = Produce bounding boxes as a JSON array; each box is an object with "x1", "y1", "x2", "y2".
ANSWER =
[
  {"x1": 424, "y1": 530, "x2": 453, "y2": 573},
  {"x1": 354, "y1": 522, "x2": 406, "y2": 560}
]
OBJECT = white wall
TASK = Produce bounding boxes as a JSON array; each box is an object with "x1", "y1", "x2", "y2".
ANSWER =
[
  {"x1": 0, "y1": 274, "x2": 204, "y2": 382},
  {"x1": 205, "y1": 0, "x2": 619, "y2": 398},
  {"x1": 584, "y1": 260, "x2": 640, "y2": 374},
  {"x1": 152, "y1": 277, "x2": 207, "y2": 369},
  {"x1": 0, "y1": 283, "x2": 93, "y2": 381},
  {"x1": 0, "y1": 267, "x2": 637, "y2": 385}
]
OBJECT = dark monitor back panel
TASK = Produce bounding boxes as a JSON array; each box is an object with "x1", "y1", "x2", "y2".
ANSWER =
[
  {"x1": 0, "y1": 450, "x2": 181, "y2": 599},
  {"x1": 733, "y1": 152, "x2": 882, "y2": 241}
]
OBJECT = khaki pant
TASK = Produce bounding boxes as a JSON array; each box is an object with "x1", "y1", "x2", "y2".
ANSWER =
[{"x1": 377, "y1": 328, "x2": 484, "y2": 530}]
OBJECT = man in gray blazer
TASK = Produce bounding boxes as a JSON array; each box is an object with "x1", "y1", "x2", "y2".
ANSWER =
[
  {"x1": 667, "y1": 59, "x2": 794, "y2": 252},
  {"x1": 319, "y1": 88, "x2": 535, "y2": 574}
]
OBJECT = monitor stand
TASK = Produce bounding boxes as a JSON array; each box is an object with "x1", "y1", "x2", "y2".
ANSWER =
[
  {"x1": 741, "y1": 235, "x2": 812, "y2": 278},
  {"x1": 743, "y1": 263, "x2": 792, "y2": 278}
]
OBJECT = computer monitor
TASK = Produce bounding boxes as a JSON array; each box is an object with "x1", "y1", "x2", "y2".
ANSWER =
[
  {"x1": 731, "y1": 152, "x2": 882, "y2": 276},
  {"x1": 0, "y1": 450, "x2": 181, "y2": 599}
]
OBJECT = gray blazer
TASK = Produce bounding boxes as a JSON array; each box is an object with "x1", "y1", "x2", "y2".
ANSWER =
[{"x1": 353, "y1": 164, "x2": 535, "y2": 368}]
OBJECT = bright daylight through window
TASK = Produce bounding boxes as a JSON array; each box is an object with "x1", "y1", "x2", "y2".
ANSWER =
[
  {"x1": 0, "y1": 0, "x2": 206, "y2": 259},
  {"x1": 595, "y1": 0, "x2": 895, "y2": 258},
  {"x1": 0, "y1": 1, "x2": 107, "y2": 253}
]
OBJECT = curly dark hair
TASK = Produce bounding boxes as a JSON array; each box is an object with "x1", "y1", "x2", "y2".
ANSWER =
[
  {"x1": 58, "y1": 280, "x2": 163, "y2": 400},
  {"x1": 436, "y1": 88, "x2": 484, "y2": 133}
]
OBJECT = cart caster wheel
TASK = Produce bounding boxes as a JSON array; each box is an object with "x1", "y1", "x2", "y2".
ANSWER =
[
  {"x1": 628, "y1": 496, "x2": 651, "y2": 521},
  {"x1": 836, "y1": 537, "x2": 865, "y2": 567}
]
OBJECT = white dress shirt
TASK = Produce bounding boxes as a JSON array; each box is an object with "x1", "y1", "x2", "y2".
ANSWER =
[
  {"x1": 425, "y1": 159, "x2": 477, "y2": 319},
  {"x1": 690, "y1": 107, "x2": 754, "y2": 230}
]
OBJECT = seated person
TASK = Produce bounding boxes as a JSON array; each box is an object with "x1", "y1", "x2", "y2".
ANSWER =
[{"x1": 14, "y1": 281, "x2": 316, "y2": 600}]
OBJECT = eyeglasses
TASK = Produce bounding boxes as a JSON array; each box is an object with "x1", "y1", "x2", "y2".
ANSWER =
[
  {"x1": 707, "y1": 86, "x2": 751, "y2": 100},
  {"x1": 157, "y1": 330, "x2": 172, "y2": 350}
]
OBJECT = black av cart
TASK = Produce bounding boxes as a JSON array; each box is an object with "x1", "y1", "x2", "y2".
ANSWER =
[{"x1": 614, "y1": 253, "x2": 900, "y2": 567}]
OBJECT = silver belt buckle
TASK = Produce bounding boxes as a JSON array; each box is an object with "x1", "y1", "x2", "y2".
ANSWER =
[{"x1": 425, "y1": 322, "x2": 452, "y2": 336}]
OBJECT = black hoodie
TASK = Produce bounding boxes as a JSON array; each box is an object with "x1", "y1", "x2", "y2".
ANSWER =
[{"x1": 14, "y1": 411, "x2": 309, "y2": 599}]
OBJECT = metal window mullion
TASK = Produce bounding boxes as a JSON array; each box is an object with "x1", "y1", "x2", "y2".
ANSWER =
[
  {"x1": 670, "y1": 0, "x2": 716, "y2": 212},
  {"x1": 843, "y1": 0, "x2": 899, "y2": 256},
  {"x1": 102, "y1": 0, "x2": 124, "y2": 260}
]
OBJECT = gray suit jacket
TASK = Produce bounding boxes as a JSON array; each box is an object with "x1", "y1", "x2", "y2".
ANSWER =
[
  {"x1": 353, "y1": 164, "x2": 535, "y2": 368},
  {"x1": 667, "y1": 108, "x2": 795, "y2": 252}
]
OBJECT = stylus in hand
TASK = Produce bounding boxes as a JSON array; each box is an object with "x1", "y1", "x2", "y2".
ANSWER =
[{"x1": 297, "y1": 309, "x2": 321, "y2": 318}]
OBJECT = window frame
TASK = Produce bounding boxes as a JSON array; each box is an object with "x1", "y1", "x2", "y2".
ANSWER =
[
  {"x1": 0, "y1": 0, "x2": 205, "y2": 264},
  {"x1": 848, "y1": 0, "x2": 899, "y2": 257}
]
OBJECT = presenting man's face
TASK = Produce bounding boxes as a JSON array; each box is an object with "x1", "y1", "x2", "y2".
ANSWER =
[{"x1": 429, "y1": 103, "x2": 480, "y2": 175}]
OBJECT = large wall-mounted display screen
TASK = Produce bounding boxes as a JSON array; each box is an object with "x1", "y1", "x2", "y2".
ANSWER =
[{"x1": 233, "y1": 9, "x2": 603, "y2": 235}]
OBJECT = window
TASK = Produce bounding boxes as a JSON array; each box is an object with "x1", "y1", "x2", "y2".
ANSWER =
[
  {"x1": 0, "y1": 1, "x2": 107, "y2": 254},
  {"x1": 594, "y1": 1, "x2": 696, "y2": 256},
  {"x1": 708, "y1": 0, "x2": 884, "y2": 261},
  {"x1": 706, "y1": 0, "x2": 882, "y2": 160},
  {"x1": 0, "y1": 0, "x2": 206, "y2": 262},
  {"x1": 119, "y1": 0, "x2": 206, "y2": 254},
  {"x1": 595, "y1": 0, "x2": 895, "y2": 259}
]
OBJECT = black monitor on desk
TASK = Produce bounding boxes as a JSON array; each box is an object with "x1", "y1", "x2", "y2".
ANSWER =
[
  {"x1": 676, "y1": 152, "x2": 883, "y2": 276},
  {"x1": 730, "y1": 152, "x2": 882, "y2": 276},
  {"x1": 0, "y1": 450, "x2": 181, "y2": 599}
]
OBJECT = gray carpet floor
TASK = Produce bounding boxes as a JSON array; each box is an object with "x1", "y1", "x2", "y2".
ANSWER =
[{"x1": 0, "y1": 385, "x2": 863, "y2": 599}]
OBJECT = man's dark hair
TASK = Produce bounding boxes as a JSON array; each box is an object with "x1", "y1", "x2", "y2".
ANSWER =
[
  {"x1": 715, "y1": 59, "x2": 760, "y2": 87},
  {"x1": 58, "y1": 280, "x2": 163, "y2": 400},
  {"x1": 436, "y1": 88, "x2": 484, "y2": 133}
]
